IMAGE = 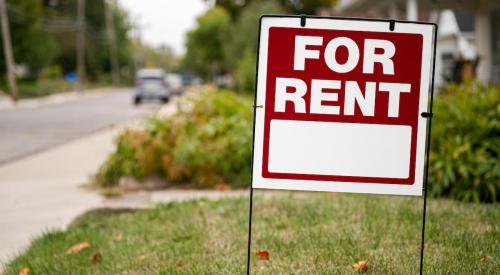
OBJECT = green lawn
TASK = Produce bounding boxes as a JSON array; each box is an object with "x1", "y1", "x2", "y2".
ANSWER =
[{"x1": 3, "y1": 192, "x2": 499, "y2": 274}]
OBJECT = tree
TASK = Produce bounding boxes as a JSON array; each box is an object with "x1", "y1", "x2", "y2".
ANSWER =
[
  {"x1": 209, "y1": 0, "x2": 336, "y2": 18},
  {"x1": 0, "y1": 0, "x2": 56, "y2": 76},
  {"x1": 278, "y1": 0, "x2": 335, "y2": 14},
  {"x1": 190, "y1": 0, "x2": 337, "y2": 88},
  {"x1": 184, "y1": 7, "x2": 231, "y2": 80},
  {"x1": 212, "y1": 0, "x2": 251, "y2": 19},
  {"x1": 44, "y1": 0, "x2": 132, "y2": 81},
  {"x1": 141, "y1": 44, "x2": 179, "y2": 72},
  {"x1": 224, "y1": 1, "x2": 285, "y2": 92}
]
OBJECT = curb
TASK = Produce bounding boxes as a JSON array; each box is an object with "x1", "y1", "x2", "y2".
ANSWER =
[{"x1": 0, "y1": 87, "x2": 128, "y2": 112}]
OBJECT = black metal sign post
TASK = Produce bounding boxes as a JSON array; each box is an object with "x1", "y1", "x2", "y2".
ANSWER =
[
  {"x1": 419, "y1": 22, "x2": 438, "y2": 274},
  {"x1": 245, "y1": 187, "x2": 254, "y2": 275},
  {"x1": 246, "y1": 15, "x2": 438, "y2": 275}
]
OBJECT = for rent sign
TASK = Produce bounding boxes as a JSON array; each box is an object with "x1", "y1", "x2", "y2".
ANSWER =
[{"x1": 251, "y1": 16, "x2": 436, "y2": 196}]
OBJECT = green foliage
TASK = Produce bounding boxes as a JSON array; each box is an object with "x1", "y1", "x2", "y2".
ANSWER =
[
  {"x1": 235, "y1": 48, "x2": 257, "y2": 93},
  {"x1": 97, "y1": 83, "x2": 500, "y2": 202},
  {"x1": 224, "y1": 1, "x2": 284, "y2": 93},
  {"x1": 95, "y1": 130, "x2": 162, "y2": 187},
  {"x1": 278, "y1": 0, "x2": 336, "y2": 14},
  {"x1": 184, "y1": 7, "x2": 231, "y2": 80},
  {"x1": 0, "y1": 0, "x2": 132, "y2": 93},
  {"x1": 0, "y1": 0, "x2": 57, "y2": 74},
  {"x1": 191, "y1": 1, "x2": 335, "y2": 88},
  {"x1": 190, "y1": 0, "x2": 335, "y2": 90},
  {"x1": 429, "y1": 83, "x2": 500, "y2": 202},
  {"x1": 96, "y1": 89, "x2": 253, "y2": 188},
  {"x1": 212, "y1": 0, "x2": 251, "y2": 19},
  {"x1": 210, "y1": 0, "x2": 336, "y2": 19},
  {"x1": 141, "y1": 45, "x2": 179, "y2": 72},
  {"x1": 43, "y1": 0, "x2": 132, "y2": 81},
  {"x1": 0, "y1": 78, "x2": 74, "y2": 98},
  {"x1": 39, "y1": 65, "x2": 63, "y2": 79}
]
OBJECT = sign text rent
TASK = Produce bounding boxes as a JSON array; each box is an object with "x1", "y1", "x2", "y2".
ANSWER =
[{"x1": 275, "y1": 35, "x2": 412, "y2": 118}]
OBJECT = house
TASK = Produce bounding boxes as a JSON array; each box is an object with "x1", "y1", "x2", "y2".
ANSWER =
[{"x1": 333, "y1": 0, "x2": 500, "y2": 85}]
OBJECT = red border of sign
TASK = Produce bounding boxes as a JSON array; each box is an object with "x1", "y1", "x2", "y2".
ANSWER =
[{"x1": 260, "y1": 27, "x2": 424, "y2": 185}]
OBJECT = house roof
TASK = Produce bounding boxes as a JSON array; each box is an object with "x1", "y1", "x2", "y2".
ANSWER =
[{"x1": 339, "y1": 0, "x2": 500, "y2": 14}]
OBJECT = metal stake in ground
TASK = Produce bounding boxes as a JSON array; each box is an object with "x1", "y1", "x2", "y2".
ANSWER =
[
  {"x1": 419, "y1": 23, "x2": 438, "y2": 275},
  {"x1": 246, "y1": 187, "x2": 254, "y2": 275}
]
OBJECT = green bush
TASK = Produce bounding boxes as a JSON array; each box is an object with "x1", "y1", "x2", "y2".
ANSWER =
[
  {"x1": 95, "y1": 130, "x2": 162, "y2": 187},
  {"x1": 96, "y1": 89, "x2": 253, "y2": 188},
  {"x1": 0, "y1": 78, "x2": 74, "y2": 98},
  {"x1": 235, "y1": 48, "x2": 256, "y2": 93},
  {"x1": 97, "y1": 84, "x2": 499, "y2": 201},
  {"x1": 429, "y1": 83, "x2": 500, "y2": 202}
]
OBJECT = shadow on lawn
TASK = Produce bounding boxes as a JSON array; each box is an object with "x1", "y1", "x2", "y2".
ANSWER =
[{"x1": 70, "y1": 208, "x2": 139, "y2": 227}]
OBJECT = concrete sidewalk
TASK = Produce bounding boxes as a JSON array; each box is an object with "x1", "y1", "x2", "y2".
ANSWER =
[
  {"x1": 0, "y1": 121, "x2": 249, "y2": 265},
  {"x1": 0, "y1": 91, "x2": 247, "y2": 266},
  {"x1": 0, "y1": 126, "x2": 117, "y2": 264}
]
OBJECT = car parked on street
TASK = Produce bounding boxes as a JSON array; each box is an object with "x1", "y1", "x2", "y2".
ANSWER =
[
  {"x1": 133, "y1": 68, "x2": 170, "y2": 104},
  {"x1": 166, "y1": 73, "x2": 184, "y2": 95}
]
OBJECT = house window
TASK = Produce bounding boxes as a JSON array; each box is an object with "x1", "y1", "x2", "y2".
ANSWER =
[{"x1": 441, "y1": 52, "x2": 455, "y2": 82}]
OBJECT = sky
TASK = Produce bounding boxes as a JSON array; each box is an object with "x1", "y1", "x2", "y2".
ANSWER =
[{"x1": 118, "y1": 0, "x2": 210, "y2": 55}]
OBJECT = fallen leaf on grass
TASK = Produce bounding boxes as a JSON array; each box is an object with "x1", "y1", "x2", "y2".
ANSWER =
[
  {"x1": 18, "y1": 267, "x2": 29, "y2": 275},
  {"x1": 91, "y1": 252, "x2": 102, "y2": 264},
  {"x1": 66, "y1": 242, "x2": 90, "y2": 255},
  {"x1": 255, "y1": 250, "x2": 269, "y2": 260},
  {"x1": 214, "y1": 183, "x2": 230, "y2": 191},
  {"x1": 353, "y1": 260, "x2": 368, "y2": 273},
  {"x1": 176, "y1": 259, "x2": 183, "y2": 267},
  {"x1": 480, "y1": 255, "x2": 490, "y2": 263}
]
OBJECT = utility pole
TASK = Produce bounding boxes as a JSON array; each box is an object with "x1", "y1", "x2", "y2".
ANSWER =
[
  {"x1": 104, "y1": 0, "x2": 120, "y2": 85},
  {"x1": 132, "y1": 17, "x2": 144, "y2": 71},
  {"x1": 0, "y1": 0, "x2": 18, "y2": 101},
  {"x1": 76, "y1": 0, "x2": 85, "y2": 89}
]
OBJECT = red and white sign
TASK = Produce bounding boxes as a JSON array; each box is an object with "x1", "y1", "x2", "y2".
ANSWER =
[{"x1": 252, "y1": 16, "x2": 436, "y2": 196}]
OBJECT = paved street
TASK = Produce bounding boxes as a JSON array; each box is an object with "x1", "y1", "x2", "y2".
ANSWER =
[{"x1": 0, "y1": 89, "x2": 159, "y2": 164}]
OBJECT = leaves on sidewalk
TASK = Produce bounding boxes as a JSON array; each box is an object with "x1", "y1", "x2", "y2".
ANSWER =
[
  {"x1": 255, "y1": 250, "x2": 270, "y2": 260},
  {"x1": 352, "y1": 260, "x2": 368, "y2": 273},
  {"x1": 66, "y1": 242, "x2": 90, "y2": 255},
  {"x1": 215, "y1": 183, "x2": 230, "y2": 191}
]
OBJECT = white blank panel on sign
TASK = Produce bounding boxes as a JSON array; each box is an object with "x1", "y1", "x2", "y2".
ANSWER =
[{"x1": 268, "y1": 120, "x2": 412, "y2": 179}]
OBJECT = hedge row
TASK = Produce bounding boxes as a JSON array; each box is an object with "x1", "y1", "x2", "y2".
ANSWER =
[{"x1": 96, "y1": 84, "x2": 499, "y2": 202}]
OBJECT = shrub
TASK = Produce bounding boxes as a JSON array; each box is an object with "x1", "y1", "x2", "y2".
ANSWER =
[
  {"x1": 235, "y1": 48, "x2": 256, "y2": 93},
  {"x1": 429, "y1": 83, "x2": 500, "y2": 202},
  {"x1": 97, "y1": 84, "x2": 499, "y2": 201},
  {"x1": 0, "y1": 78, "x2": 74, "y2": 98},
  {"x1": 95, "y1": 130, "x2": 163, "y2": 187},
  {"x1": 96, "y1": 89, "x2": 253, "y2": 188}
]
